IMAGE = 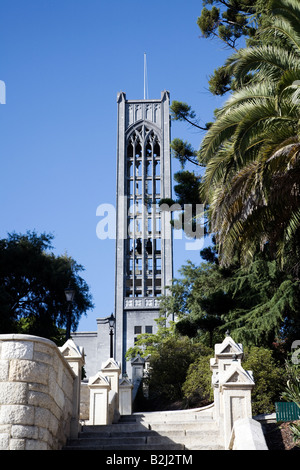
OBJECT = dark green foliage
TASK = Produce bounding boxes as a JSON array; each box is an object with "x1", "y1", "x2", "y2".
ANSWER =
[
  {"x1": 161, "y1": 258, "x2": 229, "y2": 348},
  {"x1": 160, "y1": 170, "x2": 206, "y2": 238},
  {"x1": 146, "y1": 336, "x2": 205, "y2": 403},
  {"x1": 172, "y1": 170, "x2": 203, "y2": 206},
  {"x1": 170, "y1": 101, "x2": 197, "y2": 123},
  {"x1": 170, "y1": 138, "x2": 199, "y2": 168},
  {"x1": 126, "y1": 315, "x2": 213, "y2": 407},
  {"x1": 197, "y1": 6, "x2": 221, "y2": 39},
  {"x1": 224, "y1": 259, "x2": 300, "y2": 348},
  {"x1": 161, "y1": 242, "x2": 300, "y2": 352},
  {"x1": 197, "y1": 0, "x2": 262, "y2": 51},
  {"x1": 281, "y1": 358, "x2": 300, "y2": 406},
  {"x1": 0, "y1": 231, "x2": 93, "y2": 343},
  {"x1": 199, "y1": 0, "x2": 300, "y2": 268},
  {"x1": 170, "y1": 101, "x2": 208, "y2": 131},
  {"x1": 182, "y1": 352, "x2": 214, "y2": 408},
  {"x1": 208, "y1": 66, "x2": 232, "y2": 95},
  {"x1": 197, "y1": 0, "x2": 265, "y2": 95},
  {"x1": 243, "y1": 346, "x2": 287, "y2": 414}
]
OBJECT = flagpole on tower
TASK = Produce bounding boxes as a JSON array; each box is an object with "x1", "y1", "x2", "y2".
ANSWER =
[{"x1": 144, "y1": 53, "x2": 148, "y2": 100}]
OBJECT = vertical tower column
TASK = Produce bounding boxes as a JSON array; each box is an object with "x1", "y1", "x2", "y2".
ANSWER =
[{"x1": 114, "y1": 91, "x2": 173, "y2": 375}]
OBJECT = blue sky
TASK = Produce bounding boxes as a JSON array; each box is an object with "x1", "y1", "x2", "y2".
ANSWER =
[{"x1": 0, "y1": 0, "x2": 232, "y2": 331}]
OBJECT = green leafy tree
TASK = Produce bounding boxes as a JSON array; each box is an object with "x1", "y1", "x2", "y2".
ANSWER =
[
  {"x1": 0, "y1": 231, "x2": 93, "y2": 343},
  {"x1": 182, "y1": 350, "x2": 214, "y2": 407},
  {"x1": 170, "y1": 101, "x2": 210, "y2": 133},
  {"x1": 197, "y1": 0, "x2": 261, "y2": 51},
  {"x1": 167, "y1": 2, "x2": 266, "y2": 234},
  {"x1": 160, "y1": 170, "x2": 207, "y2": 238},
  {"x1": 197, "y1": 0, "x2": 268, "y2": 95},
  {"x1": 161, "y1": 241, "x2": 300, "y2": 350},
  {"x1": 126, "y1": 315, "x2": 212, "y2": 407},
  {"x1": 146, "y1": 336, "x2": 205, "y2": 404},
  {"x1": 170, "y1": 138, "x2": 199, "y2": 168},
  {"x1": 243, "y1": 346, "x2": 287, "y2": 414},
  {"x1": 199, "y1": 0, "x2": 300, "y2": 270},
  {"x1": 125, "y1": 314, "x2": 175, "y2": 360},
  {"x1": 224, "y1": 260, "x2": 300, "y2": 348},
  {"x1": 167, "y1": 260, "x2": 229, "y2": 347}
]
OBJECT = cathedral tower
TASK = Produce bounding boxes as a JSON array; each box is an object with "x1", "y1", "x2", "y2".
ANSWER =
[{"x1": 115, "y1": 91, "x2": 173, "y2": 373}]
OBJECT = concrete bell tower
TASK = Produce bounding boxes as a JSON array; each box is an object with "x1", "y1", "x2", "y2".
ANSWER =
[{"x1": 115, "y1": 91, "x2": 173, "y2": 374}]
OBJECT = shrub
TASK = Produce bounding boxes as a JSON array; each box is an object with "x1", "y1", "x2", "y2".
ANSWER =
[
  {"x1": 147, "y1": 336, "x2": 205, "y2": 403},
  {"x1": 182, "y1": 351, "x2": 214, "y2": 407},
  {"x1": 243, "y1": 346, "x2": 287, "y2": 415}
]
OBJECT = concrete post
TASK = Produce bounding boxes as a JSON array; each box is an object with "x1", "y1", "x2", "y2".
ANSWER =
[
  {"x1": 220, "y1": 365, "x2": 255, "y2": 448},
  {"x1": 131, "y1": 354, "x2": 145, "y2": 381},
  {"x1": 59, "y1": 339, "x2": 85, "y2": 438},
  {"x1": 101, "y1": 358, "x2": 121, "y2": 423},
  {"x1": 88, "y1": 372, "x2": 111, "y2": 425},
  {"x1": 210, "y1": 357, "x2": 220, "y2": 424},
  {"x1": 119, "y1": 376, "x2": 134, "y2": 415},
  {"x1": 210, "y1": 334, "x2": 255, "y2": 449}
]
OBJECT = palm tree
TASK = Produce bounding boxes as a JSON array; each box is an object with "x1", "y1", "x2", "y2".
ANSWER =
[{"x1": 199, "y1": 0, "x2": 300, "y2": 271}]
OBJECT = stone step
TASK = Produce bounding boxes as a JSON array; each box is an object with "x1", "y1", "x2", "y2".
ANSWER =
[
  {"x1": 147, "y1": 421, "x2": 218, "y2": 432},
  {"x1": 64, "y1": 424, "x2": 223, "y2": 450},
  {"x1": 149, "y1": 429, "x2": 221, "y2": 443},
  {"x1": 63, "y1": 443, "x2": 186, "y2": 450},
  {"x1": 64, "y1": 435, "x2": 223, "y2": 450},
  {"x1": 185, "y1": 444, "x2": 225, "y2": 451},
  {"x1": 67, "y1": 435, "x2": 149, "y2": 447},
  {"x1": 82, "y1": 423, "x2": 150, "y2": 434},
  {"x1": 82, "y1": 420, "x2": 217, "y2": 434},
  {"x1": 129, "y1": 410, "x2": 214, "y2": 424},
  {"x1": 72, "y1": 430, "x2": 222, "y2": 448},
  {"x1": 63, "y1": 406, "x2": 224, "y2": 450}
]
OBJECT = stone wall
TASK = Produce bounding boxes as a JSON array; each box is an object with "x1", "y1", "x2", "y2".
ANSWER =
[
  {"x1": 0, "y1": 334, "x2": 78, "y2": 450},
  {"x1": 79, "y1": 381, "x2": 90, "y2": 421},
  {"x1": 228, "y1": 418, "x2": 268, "y2": 450}
]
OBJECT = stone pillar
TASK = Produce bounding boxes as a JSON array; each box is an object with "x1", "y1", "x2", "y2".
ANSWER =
[
  {"x1": 210, "y1": 334, "x2": 244, "y2": 423},
  {"x1": 210, "y1": 357, "x2": 220, "y2": 423},
  {"x1": 119, "y1": 376, "x2": 134, "y2": 416},
  {"x1": 220, "y1": 365, "x2": 255, "y2": 449},
  {"x1": 214, "y1": 334, "x2": 243, "y2": 382},
  {"x1": 101, "y1": 358, "x2": 121, "y2": 399},
  {"x1": 101, "y1": 358, "x2": 121, "y2": 423},
  {"x1": 210, "y1": 334, "x2": 255, "y2": 449},
  {"x1": 88, "y1": 372, "x2": 111, "y2": 425},
  {"x1": 59, "y1": 339, "x2": 85, "y2": 438},
  {"x1": 131, "y1": 354, "x2": 145, "y2": 381}
]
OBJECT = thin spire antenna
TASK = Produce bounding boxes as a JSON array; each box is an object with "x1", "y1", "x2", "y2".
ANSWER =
[{"x1": 144, "y1": 53, "x2": 149, "y2": 100}]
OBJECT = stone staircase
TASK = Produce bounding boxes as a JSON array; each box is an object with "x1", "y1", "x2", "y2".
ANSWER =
[{"x1": 63, "y1": 406, "x2": 224, "y2": 450}]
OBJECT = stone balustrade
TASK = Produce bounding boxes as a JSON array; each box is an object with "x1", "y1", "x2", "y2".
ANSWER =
[
  {"x1": 0, "y1": 334, "x2": 84, "y2": 450},
  {"x1": 210, "y1": 333, "x2": 268, "y2": 449},
  {"x1": 228, "y1": 417, "x2": 268, "y2": 450},
  {"x1": 87, "y1": 358, "x2": 133, "y2": 425},
  {"x1": 0, "y1": 332, "x2": 268, "y2": 450}
]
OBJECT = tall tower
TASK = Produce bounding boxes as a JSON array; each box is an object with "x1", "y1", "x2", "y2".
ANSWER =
[{"x1": 115, "y1": 90, "x2": 173, "y2": 373}]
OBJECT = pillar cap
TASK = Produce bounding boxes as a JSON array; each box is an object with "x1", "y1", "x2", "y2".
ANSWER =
[
  {"x1": 101, "y1": 358, "x2": 121, "y2": 372},
  {"x1": 215, "y1": 335, "x2": 243, "y2": 359},
  {"x1": 59, "y1": 339, "x2": 85, "y2": 365},
  {"x1": 88, "y1": 372, "x2": 111, "y2": 389},
  {"x1": 220, "y1": 364, "x2": 255, "y2": 390}
]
